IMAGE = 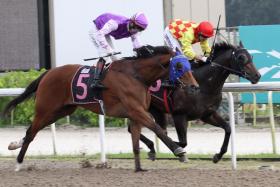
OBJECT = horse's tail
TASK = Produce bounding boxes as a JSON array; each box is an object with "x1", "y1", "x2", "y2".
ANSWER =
[{"x1": 3, "y1": 71, "x2": 48, "y2": 116}]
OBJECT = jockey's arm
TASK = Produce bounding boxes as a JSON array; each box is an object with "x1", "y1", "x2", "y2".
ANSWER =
[
  {"x1": 131, "y1": 34, "x2": 142, "y2": 49},
  {"x1": 181, "y1": 36, "x2": 207, "y2": 62},
  {"x1": 200, "y1": 39, "x2": 211, "y2": 57},
  {"x1": 96, "y1": 20, "x2": 118, "y2": 53},
  {"x1": 180, "y1": 36, "x2": 196, "y2": 60}
]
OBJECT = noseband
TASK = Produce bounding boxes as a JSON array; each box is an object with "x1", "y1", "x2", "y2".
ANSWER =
[{"x1": 211, "y1": 48, "x2": 252, "y2": 79}]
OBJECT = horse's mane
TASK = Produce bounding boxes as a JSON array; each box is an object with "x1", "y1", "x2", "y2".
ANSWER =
[
  {"x1": 122, "y1": 42, "x2": 236, "y2": 61},
  {"x1": 212, "y1": 42, "x2": 237, "y2": 58},
  {"x1": 191, "y1": 42, "x2": 237, "y2": 70},
  {"x1": 123, "y1": 45, "x2": 172, "y2": 60}
]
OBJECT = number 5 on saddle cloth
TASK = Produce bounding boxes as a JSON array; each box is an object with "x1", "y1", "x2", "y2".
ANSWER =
[{"x1": 71, "y1": 53, "x2": 120, "y2": 104}]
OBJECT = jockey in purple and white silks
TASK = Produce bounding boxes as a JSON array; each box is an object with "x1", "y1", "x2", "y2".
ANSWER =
[
  {"x1": 89, "y1": 12, "x2": 148, "y2": 61},
  {"x1": 89, "y1": 12, "x2": 148, "y2": 88}
]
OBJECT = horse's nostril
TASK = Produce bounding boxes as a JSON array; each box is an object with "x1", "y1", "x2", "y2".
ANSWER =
[
  {"x1": 188, "y1": 85, "x2": 200, "y2": 94},
  {"x1": 255, "y1": 73, "x2": 261, "y2": 80},
  {"x1": 190, "y1": 84, "x2": 199, "y2": 89}
]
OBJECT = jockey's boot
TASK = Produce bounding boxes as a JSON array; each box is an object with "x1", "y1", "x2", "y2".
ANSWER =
[{"x1": 90, "y1": 57, "x2": 106, "y2": 89}]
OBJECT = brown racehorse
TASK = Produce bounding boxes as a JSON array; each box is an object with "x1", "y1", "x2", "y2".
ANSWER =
[
  {"x1": 3, "y1": 46, "x2": 198, "y2": 172},
  {"x1": 131, "y1": 42, "x2": 261, "y2": 163}
]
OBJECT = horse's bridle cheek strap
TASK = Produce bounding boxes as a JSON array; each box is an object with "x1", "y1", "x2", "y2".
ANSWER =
[{"x1": 243, "y1": 61, "x2": 252, "y2": 67}]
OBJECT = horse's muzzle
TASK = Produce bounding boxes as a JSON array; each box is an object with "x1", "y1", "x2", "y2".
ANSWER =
[{"x1": 251, "y1": 73, "x2": 261, "y2": 84}]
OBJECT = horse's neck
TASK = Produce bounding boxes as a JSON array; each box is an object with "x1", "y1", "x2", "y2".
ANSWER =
[
  {"x1": 112, "y1": 55, "x2": 170, "y2": 86},
  {"x1": 194, "y1": 63, "x2": 229, "y2": 95},
  {"x1": 135, "y1": 55, "x2": 170, "y2": 86}
]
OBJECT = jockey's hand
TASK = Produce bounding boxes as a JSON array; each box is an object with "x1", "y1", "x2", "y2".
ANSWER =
[
  {"x1": 205, "y1": 56, "x2": 211, "y2": 64},
  {"x1": 194, "y1": 55, "x2": 203, "y2": 63},
  {"x1": 194, "y1": 55, "x2": 209, "y2": 63}
]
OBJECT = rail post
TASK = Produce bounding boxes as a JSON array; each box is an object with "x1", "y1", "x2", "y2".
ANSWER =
[
  {"x1": 227, "y1": 92, "x2": 237, "y2": 170},
  {"x1": 268, "y1": 91, "x2": 277, "y2": 154}
]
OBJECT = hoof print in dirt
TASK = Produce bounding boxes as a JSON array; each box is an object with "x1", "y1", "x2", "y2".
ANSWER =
[
  {"x1": 95, "y1": 162, "x2": 111, "y2": 169},
  {"x1": 79, "y1": 160, "x2": 93, "y2": 168}
]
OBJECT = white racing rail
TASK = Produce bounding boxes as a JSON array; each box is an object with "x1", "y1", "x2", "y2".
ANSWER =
[
  {"x1": 0, "y1": 81, "x2": 280, "y2": 169},
  {"x1": 0, "y1": 88, "x2": 104, "y2": 162},
  {"x1": 222, "y1": 81, "x2": 280, "y2": 169}
]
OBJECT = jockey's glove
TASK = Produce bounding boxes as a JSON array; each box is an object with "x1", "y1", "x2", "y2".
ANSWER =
[
  {"x1": 202, "y1": 56, "x2": 212, "y2": 64},
  {"x1": 201, "y1": 56, "x2": 208, "y2": 62}
]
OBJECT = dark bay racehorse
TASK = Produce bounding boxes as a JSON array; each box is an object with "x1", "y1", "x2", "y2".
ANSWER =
[
  {"x1": 3, "y1": 46, "x2": 198, "y2": 172},
  {"x1": 133, "y1": 42, "x2": 261, "y2": 163}
]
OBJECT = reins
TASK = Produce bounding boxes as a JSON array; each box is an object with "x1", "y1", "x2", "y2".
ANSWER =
[{"x1": 210, "y1": 48, "x2": 252, "y2": 79}]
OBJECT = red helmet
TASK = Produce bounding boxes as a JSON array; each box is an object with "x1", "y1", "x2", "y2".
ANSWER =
[{"x1": 197, "y1": 21, "x2": 214, "y2": 37}]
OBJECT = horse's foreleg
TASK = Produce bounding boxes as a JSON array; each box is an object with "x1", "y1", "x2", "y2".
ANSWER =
[
  {"x1": 129, "y1": 122, "x2": 146, "y2": 172},
  {"x1": 149, "y1": 122, "x2": 185, "y2": 156},
  {"x1": 172, "y1": 114, "x2": 187, "y2": 148},
  {"x1": 172, "y1": 114, "x2": 189, "y2": 162},
  {"x1": 128, "y1": 110, "x2": 184, "y2": 172},
  {"x1": 128, "y1": 125, "x2": 156, "y2": 161},
  {"x1": 201, "y1": 111, "x2": 231, "y2": 163},
  {"x1": 137, "y1": 111, "x2": 185, "y2": 157}
]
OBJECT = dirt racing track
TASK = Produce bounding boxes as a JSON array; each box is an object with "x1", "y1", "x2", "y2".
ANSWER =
[
  {"x1": 0, "y1": 158, "x2": 280, "y2": 187},
  {"x1": 0, "y1": 127, "x2": 280, "y2": 186}
]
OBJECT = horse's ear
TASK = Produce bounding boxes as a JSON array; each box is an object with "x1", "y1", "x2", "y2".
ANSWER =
[
  {"x1": 239, "y1": 41, "x2": 244, "y2": 48},
  {"x1": 175, "y1": 48, "x2": 182, "y2": 55}
]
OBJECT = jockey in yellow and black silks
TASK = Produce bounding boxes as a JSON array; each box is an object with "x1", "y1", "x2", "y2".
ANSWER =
[{"x1": 164, "y1": 19, "x2": 214, "y2": 63}]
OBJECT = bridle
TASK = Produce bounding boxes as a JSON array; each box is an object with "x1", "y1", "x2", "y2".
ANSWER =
[
  {"x1": 133, "y1": 47, "x2": 194, "y2": 89},
  {"x1": 211, "y1": 48, "x2": 252, "y2": 79}
]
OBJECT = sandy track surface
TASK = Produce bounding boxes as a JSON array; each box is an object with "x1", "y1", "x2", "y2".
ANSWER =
[{"x1": 0, "y1": 158, "x2": 280, "y2": 187}]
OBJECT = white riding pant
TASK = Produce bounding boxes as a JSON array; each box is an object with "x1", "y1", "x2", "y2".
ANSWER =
[
  {"x1": 89, "y1": 22, "x2": 115, "y2": 62},
  {"x1": 163, "y1": 27, "x2": 183, "y2": 54}
]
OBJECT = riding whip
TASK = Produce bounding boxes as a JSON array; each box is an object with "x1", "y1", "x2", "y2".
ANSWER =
[
  {"x1": 84, "y1": 52, "x2": 121, "y2": 61},
  {"x1": 208, "y1": 15, "x2": 221, "y2": 63}
]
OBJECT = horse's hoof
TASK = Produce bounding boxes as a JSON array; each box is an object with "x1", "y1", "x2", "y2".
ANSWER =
[
  {"x1": 178, "y1": 155, "x2": 189, "y2": 163},
  {"x1": 8, "y1": 141, "x2": 21, "y2": 150},
  {"x1": 15, "y1": 163, "x2": 22, "y2": 172},
  {"x1": 174, "y1": 147, "x2": 186, "y2": 156},
  {"x1": 135, "y1": 168, "x2": 148, "y2": 172},
  {"x1": 148, "y1": 152, "x2": 156, "y2": 161},
  {"x1": 213, "y1": 154, "x2": 220, "y2": 163}
]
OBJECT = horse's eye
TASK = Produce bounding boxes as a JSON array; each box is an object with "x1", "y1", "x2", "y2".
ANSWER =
[{"x1": 238, "y1": 54, "x2": 247, "y2": 63}]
